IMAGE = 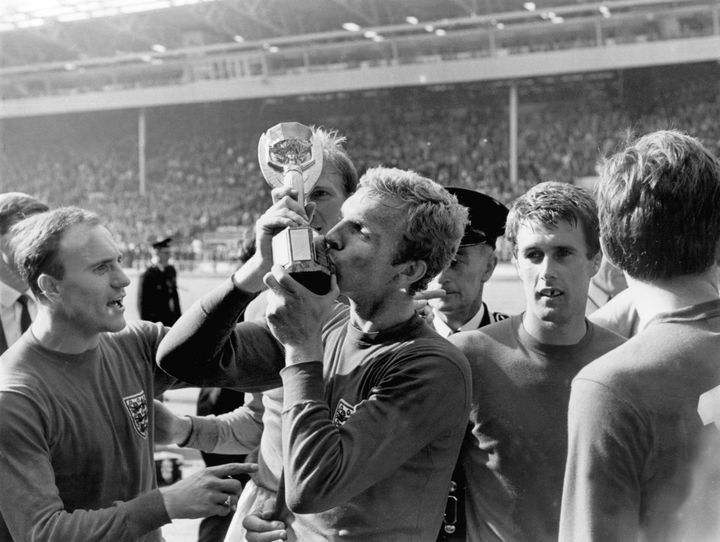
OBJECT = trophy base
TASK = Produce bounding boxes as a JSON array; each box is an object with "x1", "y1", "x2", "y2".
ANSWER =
[
  {"x1": 289, "y1": 269, "x2": 332, "y2": 295},
  {"x1": 273, "y1": 226, "x2": 333, "y2": 295}
]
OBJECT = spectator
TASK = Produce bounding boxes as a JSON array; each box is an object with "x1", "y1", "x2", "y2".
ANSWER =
[{"x1": 0, "y1": 192, "x2": 49, "y2": 354}]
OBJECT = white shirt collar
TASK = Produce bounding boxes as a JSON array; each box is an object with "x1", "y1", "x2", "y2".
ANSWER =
[
  {"x1": 0, "y1": 280, "x2": 28, "y2": 309},
  {"x1": 431, "y1": 304, "x2": 487, "y2": 337}
]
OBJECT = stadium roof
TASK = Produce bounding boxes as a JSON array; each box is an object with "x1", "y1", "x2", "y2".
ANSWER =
[{"x1": 0, "y1": 0, "x2": 712, "y2": 68}]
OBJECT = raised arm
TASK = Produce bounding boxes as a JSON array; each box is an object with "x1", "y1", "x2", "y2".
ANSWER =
[{"x1": 157, "y1": 186, "x2": 314, "y2": 391}]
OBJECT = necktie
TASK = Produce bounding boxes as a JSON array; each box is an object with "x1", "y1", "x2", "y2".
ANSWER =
[{"x1": 17, "y1": 294, "x2": 31, "y2": 333}]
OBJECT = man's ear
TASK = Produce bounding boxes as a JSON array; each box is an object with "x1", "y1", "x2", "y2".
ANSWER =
[
  {"x1": 396, "y1": 260, "x2": 427, "y2": 289},
  {"x1": 37, "y1": 273, "x2": 60, "y2": 301},
  {"x1": 481, "y1": 251, "x2": 498, "y2": 283}
]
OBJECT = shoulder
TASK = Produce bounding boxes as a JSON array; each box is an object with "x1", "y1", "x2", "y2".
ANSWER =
[
  {"x1": 142, "y1": 265, "x2": 161, "y2": 276},
  {"x1": 575, "y1": 322, "x2": 714, "y2": 409},
  {"x1": 588, "y1": 289, "x2": 638, "y2": 339},
  {"x1": 450, "y1": 316, "x2": 515, "y2": 356},
  {"x1": 102, "y1": 320, "x2": 166, "y2": 359},
  {"x1": 382, "y1": 325, "x2": 472, "y2": 385},
  {"x1": 390, "y1": 334, "x2": 472, "y2": 408},
  {"x1": 0, "y1": 342, "x2": 54, "y2": 418},
  {"x1": 586, "y1": 320, "x2": 627, "y2": 352}
]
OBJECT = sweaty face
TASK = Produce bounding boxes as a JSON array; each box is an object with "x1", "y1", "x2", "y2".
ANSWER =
[
  {"x1": 307, "y1": 161, "x2": 348, "y2": 235},
  {"x1": 53, "y1": 223, "x2": 131, "y2": 338},
  {"x1": 324, "y1": 188, "x2": 407, "y2": 304},
  {"x1": 515, "y1": 219, "x2": 599, "y2": 332},
  {"x1": 429, "y1": 243, "x2": 496, "y2": 326}
]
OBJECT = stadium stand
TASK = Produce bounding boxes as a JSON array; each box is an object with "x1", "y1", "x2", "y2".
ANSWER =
[{"x1": 1, "y1": 1, "x2": 719, "y2": 264}]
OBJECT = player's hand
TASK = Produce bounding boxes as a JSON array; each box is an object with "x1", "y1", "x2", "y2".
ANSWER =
[
  {"x1": 160, "y1": 463, "x2": 257, "y2": 519},
  {"x1": 264, "y1": 264, "x2": 339, "y2": 364},
  {"x1": 232, "y1": 187, "x2": 314, "y2": 292},
  {"x1": 254, "y1": 187, "x2": 310, "y2": 262},
  {"x1": 413, "y1": 289, "x2": 445, "y2": 324},
  {"x1": 243, "y1": 511, "x2": 288, "y2": 542}
]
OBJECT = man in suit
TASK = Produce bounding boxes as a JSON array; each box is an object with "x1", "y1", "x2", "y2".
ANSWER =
[
  {"x1": 425, "y1": 187, "x2": 509, "y2": 541},
  {"x1": 0, "y1": 192, "x2": 49, "y2": 354},
  {"x1": 138, "y1": 237, "x2": 181, "y2": 326},
  {"x1": 429, "y1": 187, "x2": 510, "y2": 336}
]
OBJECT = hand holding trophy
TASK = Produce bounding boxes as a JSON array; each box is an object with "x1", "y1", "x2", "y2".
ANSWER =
[{"x1": 258, "y1": 122, "x2": 333, "y2": 295}]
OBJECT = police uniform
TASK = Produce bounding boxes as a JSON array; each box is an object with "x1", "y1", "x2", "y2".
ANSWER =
[
  {"x1": 137, "y1": 238, "x2": 181, "y2": 326},
  {"x1": 434, "y1": 187, "x2": 509, "y2": 542}
]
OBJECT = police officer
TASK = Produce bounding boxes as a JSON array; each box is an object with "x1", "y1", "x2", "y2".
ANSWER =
[
  {"x1": 429, "y1": 187, "x2": 509, "y2": 540},
  {"x1": 429, "y1": 187, "x2": 509, "y2": 336},
  {"x1": 138, "y1": 237, "x2": 181, "y2": 326}
]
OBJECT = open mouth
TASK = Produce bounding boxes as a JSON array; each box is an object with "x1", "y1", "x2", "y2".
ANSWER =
[
  {"x1": 108, "y1": 297, "x2": 125, "y2": 309},
  {"x1": 538, "y1": 288, "x2": 563, "y2": 298}
]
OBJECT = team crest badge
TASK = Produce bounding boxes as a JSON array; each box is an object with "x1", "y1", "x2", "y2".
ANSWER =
[
  {"x1": 123, "y1": 391, "x2": 149, "y2": 439},
  {"x1": 332, "y1": 398, "x2": 356, "y2": 427}
]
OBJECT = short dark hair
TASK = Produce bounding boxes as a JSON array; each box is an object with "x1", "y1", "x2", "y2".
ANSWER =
[
  {"x1": 597, "y1": 130, "x2": 720, "y2": 280},
  {"x1": 0, "y1": 192, "x2": 49, "y2": 235},
  {"x1": 10, "y1": 207, "x2": 101, "y2": 301},
  {"x1": 505, "y1": 181, "x2": 600, "y2": 259}
]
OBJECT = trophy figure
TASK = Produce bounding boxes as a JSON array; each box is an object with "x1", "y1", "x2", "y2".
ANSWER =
[{"x1": 258, "y1": 122, "x2": 333, "y2": 295}]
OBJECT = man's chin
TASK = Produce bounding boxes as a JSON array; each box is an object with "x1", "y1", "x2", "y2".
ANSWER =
[{"x1": 106, "y1": 317, "x2": 127, "y2": 333}]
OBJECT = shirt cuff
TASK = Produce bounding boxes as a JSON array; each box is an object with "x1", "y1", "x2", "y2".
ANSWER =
[{"x1": 121, "y1": 488, "x2": 170, "y2": 537}]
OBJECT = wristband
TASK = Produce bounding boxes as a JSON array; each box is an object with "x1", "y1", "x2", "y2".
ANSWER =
[{"x1": 177, "y1": 415, "x2": 193, "y2": 448}]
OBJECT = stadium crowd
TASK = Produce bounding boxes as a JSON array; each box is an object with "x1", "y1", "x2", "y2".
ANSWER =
[{"x1": 1, "y1": 73, "x2": 719, "y2": 264}]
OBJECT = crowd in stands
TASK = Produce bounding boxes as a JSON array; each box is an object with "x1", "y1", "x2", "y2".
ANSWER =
[{"x1": 1, "y1": 72, "x2": 719, "y2": 265}]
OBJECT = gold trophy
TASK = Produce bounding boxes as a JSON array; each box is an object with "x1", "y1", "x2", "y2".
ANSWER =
[{"x1": 258, "y1": 122, "x2": 333, "y2": 294}]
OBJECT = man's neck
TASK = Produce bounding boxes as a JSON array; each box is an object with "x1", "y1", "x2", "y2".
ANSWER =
[
  {"x1": 31, "y1": 310, "x2": 100, "y2": 354},
  {"x1": 626, "y1": 268, "x2": 720, "y2": 324},
  {"x1": 522, "y1": 313, "x2": 588, "y2": 346},
  {"x1": 349, "y1": 294, "x2": 416, "y2": 333}
]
